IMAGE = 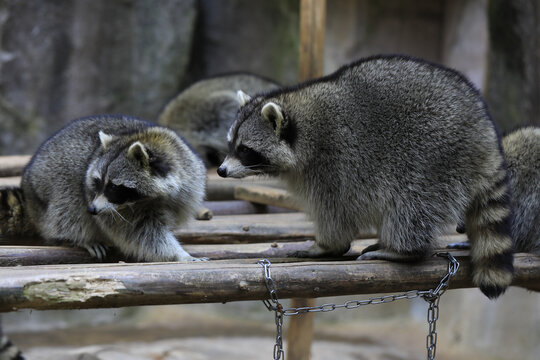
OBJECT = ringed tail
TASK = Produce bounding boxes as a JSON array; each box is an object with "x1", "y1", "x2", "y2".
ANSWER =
[{"x1": 465, "y1": 164, "x2": 514, "y2": 299}]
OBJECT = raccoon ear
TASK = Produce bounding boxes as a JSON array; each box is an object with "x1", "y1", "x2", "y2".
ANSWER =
[
  {"x1": 236, "y1": 90, "x2": 252, "y2": 106},
  {"x1": 128, "y1": 141, "x2": 150, "y2": 166},
  {"x1": 99, "y1": 131, "x2": 115, "y2": 150},
  {"x1": 261, "y1": 102, "x2": 285, "y2": 135}
]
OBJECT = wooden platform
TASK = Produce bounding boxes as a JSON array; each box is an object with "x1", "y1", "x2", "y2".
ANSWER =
[{"x1": 0, "y1": 155, "x2": 539, "y2": 313}]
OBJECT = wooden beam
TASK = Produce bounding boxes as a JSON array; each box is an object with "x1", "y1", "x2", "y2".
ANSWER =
[
  {"x1": 0, "y1": 253, "x2": 537, "y2": 312},
  {"x1": 175, "y1": 213, "x2": 316, "y2": 244},
  {"x1": 0, "y1": 155, "x2": 30, "y2": 177},
  {"x1": 234, "y1": 185, "x2": 303, "y2": 211},
  {"x1": 299, "y1": 0, "x2": 326, "y2": 81},
  {"x1": 295, "y1": 0, "x2": 327, "y2": 356},
  {"x1": 0, "y1": 239, "x2": 380, "y2": 266}
]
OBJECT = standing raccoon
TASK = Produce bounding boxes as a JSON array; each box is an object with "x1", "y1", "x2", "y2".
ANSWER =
[
  {"x1": 503, "y1": 127, "x2": 540, "y2": 254},
  {"x1": 219, "y1": 55, "x2": 514, "y2": 299},
  {"x1": 158, "y1": 73, "x2": 279, "y2": 166},
  {"x1": 13, "y1": 115, "x2": 206, "y2": 262}
]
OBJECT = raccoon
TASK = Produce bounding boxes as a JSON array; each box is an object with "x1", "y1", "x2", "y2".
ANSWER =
[
  {"x1": 5, "y1": 115, "x2": 206, "y2": 262},
  {"x1": 503, "y1": 127, "x2": 540, "y2": 254},
  {"x1": 219, "y1": 55, "x2": 514, "y2": 299},
  {"x1": 158, "y1": 73, "x2": 280, "y2": 166}
]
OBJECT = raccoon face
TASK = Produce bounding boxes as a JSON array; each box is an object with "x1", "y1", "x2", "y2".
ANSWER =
[
  {"x1": 86, "y1": 133, "x2": 177, "y2": 215},
  {"x1": 217, "y1": 91, "x2": 296, "y2": 178}
]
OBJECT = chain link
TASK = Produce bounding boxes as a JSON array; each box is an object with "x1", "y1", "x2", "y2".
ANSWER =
[{"x1": 258, "y1": 252, "x2": 459, "y2": 360}]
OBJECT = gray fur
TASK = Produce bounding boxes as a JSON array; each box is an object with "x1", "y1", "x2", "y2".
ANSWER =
[
  {"x1": 220, "y1": 55, "x2": 514, "y2": 299},
  {"x1": 158, "y1": 73, "x2": 279, "y2": 166},
  {"x1": 21, "y1": 115, "x2": 206, "y2": 262},
  {"x1": 503, "y1": 127, "x2": 540, "y2": 254}
]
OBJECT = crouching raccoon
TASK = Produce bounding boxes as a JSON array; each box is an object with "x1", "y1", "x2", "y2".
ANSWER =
[
  {"x1": 219, "y1": 55, "x2": 514, "y2": 299},
  {"x1": 1, "y1": 115, "x2": 207, "y2": 262}
]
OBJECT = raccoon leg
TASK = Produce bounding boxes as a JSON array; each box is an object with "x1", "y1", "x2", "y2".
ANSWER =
[
  {"x1": 358, "y1": 208, "x2": 432, "y2": 262},
  {"x1": 290, "y1": 217, "x2": 353, "y2": 258},
  {"x1": 122, "y1": 228, "x2": 208, "y2": 262}
]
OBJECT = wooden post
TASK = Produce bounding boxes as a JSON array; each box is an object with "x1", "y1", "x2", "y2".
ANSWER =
[{"x1": 288, "y1": 1, "x2": 326, "y2": 359}]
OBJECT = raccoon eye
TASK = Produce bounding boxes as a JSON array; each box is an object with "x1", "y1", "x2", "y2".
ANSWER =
[
  {"x1": 237, "y1": 144, "x2": 250, "y2": 154},
  {"x1": 104, "y1": 183, "x2": 142, "y2": 205},
  {"x1": 92, "y1": 177, "x2": 102, "y2": 190}
]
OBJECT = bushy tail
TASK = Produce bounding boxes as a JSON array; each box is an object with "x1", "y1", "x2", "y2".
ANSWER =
[
  {"x1": 0, "y1": 187, "x2": 34, "y2": 237},
  {"x1": 466, "y1": 166, "x2": 514, "y2": 299}
]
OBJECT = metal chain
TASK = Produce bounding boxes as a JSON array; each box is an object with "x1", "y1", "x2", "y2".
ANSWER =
[
  {"x1": 258, "y1": 259, "x2": 285, "y2": 360},
  {"x1": 257, "y1": 252, "x2": 459, "y2": 360}
]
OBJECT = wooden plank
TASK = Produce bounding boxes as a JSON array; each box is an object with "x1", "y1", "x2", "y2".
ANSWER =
[
  {"x1": 0, "y1": 176, "x2": 20, "y2": 187},
  {"x1": 0, "y1": 253, "x2": 537, "y2": 312},
  {"x1": 0, "y1": 239, "x2": 378, "y2": 266},
  {"x1": 0, "y1": 155, "x2": 30, "y2": 177},
  {"x1": 175, "y1": 213, "x2": 316, "y2": 244},
  {"x1": 234, "y1": 185, "x2": 303, "y2": 211},
  {"x1": 0, "y1": 235, "x2": 469, "y2": 266}
]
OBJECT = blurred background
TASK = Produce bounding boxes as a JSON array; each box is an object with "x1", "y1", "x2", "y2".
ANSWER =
[{"x1": 1, "y1": 0, "x2": 539, "y2": 359}]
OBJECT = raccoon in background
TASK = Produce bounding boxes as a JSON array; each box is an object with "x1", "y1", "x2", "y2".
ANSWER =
[
  {"x1": 503, "y1": 127, "x2": 540, "y2": 254},
  {"x1": 158, "y1": 73, "x2": 280, "y2": 166},
  {"x1": 454, "y1": 127, "x2": 540, "y2": 255},
  {"x1": 1, "y1": 115, "x2": 206, "y2": 262},
  {"x1": 219, "y1": 55, "x2": 514, "y2": 299}
]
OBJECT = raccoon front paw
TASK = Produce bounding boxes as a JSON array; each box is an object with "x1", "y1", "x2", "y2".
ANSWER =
[{"x1": 84, "y1": 243, "x2": 108, "y2": 260}]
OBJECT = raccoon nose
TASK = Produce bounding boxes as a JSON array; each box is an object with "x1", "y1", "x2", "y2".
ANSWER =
[
  {"x1": 217, "y1": 166, "x2": 228, "y2": 178},
  {"x1": 87, "y1": 205, "x2": 98, "y2": 215}
]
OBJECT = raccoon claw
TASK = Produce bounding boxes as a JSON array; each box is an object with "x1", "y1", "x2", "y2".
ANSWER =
[
  {"x1": 446, "y1": 241, "x2": 470, "y2": 250},
  {"x1": 85, "y1": 244, "x2": 108, "y2": 260},
  {"x1": 191, "y1": 256, "x2": 210, "y2": 261}
]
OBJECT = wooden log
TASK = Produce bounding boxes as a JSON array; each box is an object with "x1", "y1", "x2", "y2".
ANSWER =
[
  {"x1": 298, "y1": 0, "x2": 326, "y2": 81},
  {"x1": 0, "y1": 155, "x2": 30, "y2": 177},
  {"x1": 205, "y1": 176, "x2": 284, "y2": 201},
  {"x1": 204, "y1": 200, "x2": 294, "y2": 216},
  {"x1": 0, "y1": 253, "x2": 537, "y2": 312},
  {"x1": 0, "y1": 177, "x2": 20, "y2": 188},
  {"x1": 175, "y1": 213, "x2": 317, "y2": 244},
  {"x1": 0, "y1": 239, "x2": 375, "y2": 266},
  {"x1": 234, "y1": 185, "x2": 303, "y2": 211}
]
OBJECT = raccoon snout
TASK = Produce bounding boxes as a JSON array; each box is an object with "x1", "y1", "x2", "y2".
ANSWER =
[
  {"x1": 217, "y1": 165, "x2": 228, "y2": 178},
  {"x1": 87, "y1": 205, "x2": 98, "y2": 215}
]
